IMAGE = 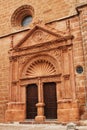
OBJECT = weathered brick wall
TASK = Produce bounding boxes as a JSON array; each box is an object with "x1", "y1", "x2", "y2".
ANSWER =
[
  {"x1": 0, "y1": 0, "x2": 76, "y2": 36},
  {"x1": 0, "y1": 0, "x2": 87, "y2": 37},
  {"x1": 78, "y1": 5, "x2": 87, "y2": 109},
  {"x1": 48, "y1": 15, "x2": 85, "y2": 115},
  {"x1": 0, "y1": 37, "x2": 10, "y2": 122},
  {"x1": 0, "y1": 33, "x2": 30, "y2": 122},
  {"x1": 0, "y1": 101, "x2": 7, "y2": 122},
  {"x1": 70, "y1": 16, "x2": 85, "y2": 115},
  {"x1": 0, "y1": 0, "x2": 87, "y2": 122},
  {"x1": 77, "y1": 0, "x2": 87, "y2": 5}
]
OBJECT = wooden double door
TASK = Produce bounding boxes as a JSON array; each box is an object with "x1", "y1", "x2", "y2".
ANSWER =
[{"x1": 26, "y1": 82, "x2": 57, "y2": 119}]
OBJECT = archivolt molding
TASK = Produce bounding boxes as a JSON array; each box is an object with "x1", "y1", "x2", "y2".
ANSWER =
[
  {"x1": 11, "y1": 5, "x2": 34, "y2": 28},
  {"x1": 20, "y1": 54, "x2": 58, "y2": 78}
]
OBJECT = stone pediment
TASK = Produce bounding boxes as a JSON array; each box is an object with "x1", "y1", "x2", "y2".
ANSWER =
[{"x1": 13, "y1": 25, "x2": 65, "y2": 50}]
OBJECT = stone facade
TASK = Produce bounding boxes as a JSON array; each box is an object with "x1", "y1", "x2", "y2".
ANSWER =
[{"x1": 0, "y1": 0, "x2": 87, "y2": 123}]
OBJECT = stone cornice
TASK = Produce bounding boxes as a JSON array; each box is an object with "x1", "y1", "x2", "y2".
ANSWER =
[{"x1": 13, "y1": 35, "x2": 73, "y2": 52}]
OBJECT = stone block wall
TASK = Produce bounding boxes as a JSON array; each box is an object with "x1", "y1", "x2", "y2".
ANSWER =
[
  {"x1": 0, "y1": 0, "x2": 87, "y2": 122},
  {"x1": 0, "y1": 37, "x2": 10, "y2": 122},
  {"x1": 0, "y1": 0, "x2": 76, "y2": 36}
]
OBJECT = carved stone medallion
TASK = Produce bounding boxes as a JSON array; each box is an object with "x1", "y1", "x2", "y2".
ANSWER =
[{"x1": 32, "y1": 30, "x2": 48, "y2": 42}]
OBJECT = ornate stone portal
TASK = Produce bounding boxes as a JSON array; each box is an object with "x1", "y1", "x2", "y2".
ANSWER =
[{"x1": 5, "y1": 25, "x2": 79, "y2": 123}]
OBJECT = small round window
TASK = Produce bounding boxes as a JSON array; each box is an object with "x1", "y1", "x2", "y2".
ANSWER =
[
  {"x1": 11, "y1": 5, "x2": 34, "y2": 28},
  {"x1": 76, "y1": 66, "x2": 83, "y2": 74},
  {"x1": 21, "y1": 15, "x2": 32, "y2": 27}
]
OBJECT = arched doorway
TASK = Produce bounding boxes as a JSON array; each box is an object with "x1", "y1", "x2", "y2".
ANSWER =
[
  {"x1": 26, "y1": 84, "x2": 38, "y2": 119},
  {"x1": 43, "y1": 82, "x2": 57, "y2": 119},
  {"x1": 22, "y1": 55, "x2": 58, "y2": 121}
]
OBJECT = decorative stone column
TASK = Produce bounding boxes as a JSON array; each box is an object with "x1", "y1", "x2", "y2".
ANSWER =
[{"x1": 35, "y1": 78, "x2": 45, "y2": 122}]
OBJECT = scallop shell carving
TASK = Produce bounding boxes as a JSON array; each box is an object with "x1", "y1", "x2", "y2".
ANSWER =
[{"x1": 25, "y1": 59, "x2": 56, "y2": 77}]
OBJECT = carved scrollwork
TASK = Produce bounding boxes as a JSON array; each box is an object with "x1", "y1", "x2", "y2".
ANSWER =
[
  {"x1": 12, "y1": 80, "x2": 19, "y2": 85},
  {"x1": 62, "y1": 45, "x2": 67, "y2": 52},
  {"x1": 63, "y1": 74, "x2": 70, "y2": 80},
  {"x1": 9, "y1": 56, "x2": 17, "y2": 62},
  {"x1": 49, "y1": 49, "x2": 62, "y2": 61},
  {"x1": 18, "y1": 56, "x2": 30, "y2": 65}
]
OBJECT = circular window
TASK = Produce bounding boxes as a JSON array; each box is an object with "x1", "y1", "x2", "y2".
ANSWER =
[
  {"x1": 11, "y1": 5, "x2": 34, "y2": 28},
  {"x1": 21, "y1": 15, "x2": 32, "y2": 27},
  {"x1": 76, "y1": 66, "x2": 83, "y2": 74}
]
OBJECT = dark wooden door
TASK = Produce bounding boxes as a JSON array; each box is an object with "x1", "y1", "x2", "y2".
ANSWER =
[
  {"x1": 26, "y1": 84, "x2": 38, "y2": 119},
  {"x1": 43, "y1": 82, "x2": 57, "y2": 119}
]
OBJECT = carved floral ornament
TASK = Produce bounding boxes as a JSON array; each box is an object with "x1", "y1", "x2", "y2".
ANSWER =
[{"x1": 32, "y1": 30, "x2": 49, "y2": 42}]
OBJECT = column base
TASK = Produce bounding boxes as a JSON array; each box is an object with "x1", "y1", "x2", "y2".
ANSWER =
[
  {"x1": 5, "y1": 102, "x2": 25, "y2": 122},
  {"x1": 81, "y1": 108, "x2": 87, "y2": 120},
  {"x1": 35, "y1": 116, "x2": 46, "y2": 123},
  {"x1": 36, "y1": 102, "x2": 45, "y2": 122},
  {"x1": 58, "y1": 99, "x2": 79, "y2": 123}
]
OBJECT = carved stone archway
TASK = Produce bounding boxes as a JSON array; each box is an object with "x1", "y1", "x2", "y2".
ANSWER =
[
  {"x1": 5, "y1": 24, "x2": 80, "y2": 123},
  {"x1": 20, "y1": 55, "x2": 59, "y2": 122}
]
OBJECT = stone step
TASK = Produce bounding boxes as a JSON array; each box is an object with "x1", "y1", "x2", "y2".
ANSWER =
[
  {"x1": 20, "y1": 119, "x2": 59, "y2": 124},
  {"x1": 0, "y1": 123, "x2": 87, "y2": 130}
]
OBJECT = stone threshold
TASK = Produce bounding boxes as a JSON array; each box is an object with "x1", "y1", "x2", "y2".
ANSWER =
[
  {"x1": 19, "y1": 120, "x2": 87, "y2": 126},
  {"x1": 19, "y1": 119, "x2": 59, "y2": 124}
]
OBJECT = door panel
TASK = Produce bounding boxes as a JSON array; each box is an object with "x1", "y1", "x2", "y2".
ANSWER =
[
  {"x1": 43, "y1": 82, "x2": 57, "y2": 119},
  {"x1": 26, "y1": 84, "x2": 38, "y2": 119}
]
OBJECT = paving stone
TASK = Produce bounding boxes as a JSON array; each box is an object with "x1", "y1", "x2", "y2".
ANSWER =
[{"x1": 0, "y1": 124, "x2": 87, "y2": 130}]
